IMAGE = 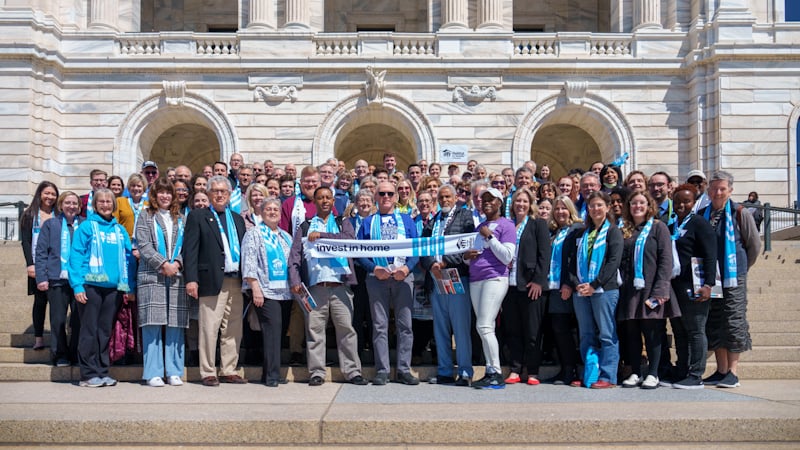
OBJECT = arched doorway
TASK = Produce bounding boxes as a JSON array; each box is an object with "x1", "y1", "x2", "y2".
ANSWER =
[
  {"x1": 531, "y1": 124, "x2": 601, "y2": 180},
  {"x1": 336, "y1": 123, "x2": 415, "y2": 171},
  {"x1": 149, "y1": 124, "x2": 219, "y2": 175}
]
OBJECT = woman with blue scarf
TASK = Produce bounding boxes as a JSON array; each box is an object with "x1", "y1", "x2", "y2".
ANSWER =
[
  {"x1": 135, "y1": 178, "x2": 189, "y2": 387},
  {"x1": 618, "y1": 191, "x2": 677, "y2": 390},
  {"x1": 35, "y1": 191, "x2": 82, "y2": 367},
  {"x1": 69, "y1": 189, "x2": 136, "y2": 388},
  {"x1": 568, "y1": 191, "x2": 623, "y2": 389},
  {"x1": 242, "y1": 197, "x2": 293, "y2": 387},
  {"x1": 544, "y1": 195, "x2": 583, "y2": 385}
]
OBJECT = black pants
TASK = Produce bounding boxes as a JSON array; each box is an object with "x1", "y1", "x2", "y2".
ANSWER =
[
  {"x1": 352, "y1": 266, "x2": 372, "y2": 352},
  {"x1": 47, "y1": 283, "x2": 80, "y2": 363},
  {"x1": 549, "y1": 312, "x2": 578, "y2": 375},
  {"x1": 502, "y1": 288, "x2": 547, "y2": 375},
  {"x1": 671, "y1": 295, "x2": 711, "y2": 379},
  {"x1": 31, "y1": 285, "x2": 48, "y2": 338},
  {"x1": 256, "y1": 299, "x2": 284, "y2": 383},
  {"x1": 76, "y1": 286, "x2": 121, "y2": 380},
  {"x1": 622, "y1": 318, "x2": 664, "y2": 378}
]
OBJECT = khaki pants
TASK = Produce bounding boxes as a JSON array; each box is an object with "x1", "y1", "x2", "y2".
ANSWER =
[{"x1": 198, "y1": 277, "x2": 243, "y2": 379}]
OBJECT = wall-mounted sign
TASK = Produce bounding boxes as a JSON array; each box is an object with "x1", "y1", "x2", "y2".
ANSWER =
[{"x1": 440, "y1": 145, "x2": 469, "y2": 163}]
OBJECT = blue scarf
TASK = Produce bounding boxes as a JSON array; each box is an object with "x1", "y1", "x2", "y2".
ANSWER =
[
  {"x1": 154, "y1": 215, "x2": 184, "y2": 263},
  {"x1": 59, "y1": 215, "x2": 77, "y2": 279},
  {"x1": 633, "y1": 218, "x2": 654, "y2": 289},
  {"x1": 86, "y1": 191, "x2": 94, "y2": 215},
  {"x1": 210, "y1": 207, "x2": 240, "y2": 264},
  {"x1": 309, "y1": 214, "x2": 349, "y2": 273},
  {"x1": 129, "y1": 198, "x2": 144, "y2": 245},
  {"x1": 86, "y1": 220, "x2": 129, "y2": 292},
  {"x1": 259, "y1": 223, "x2": 291, "y2": 289},
  {"x1": 230, "y1": 187, "x2": 242, "y2": 214},
  {"x1": 577, "y1": 219, "x2": 610, "y2": 288},
  {"x1": 704, "y1": 200, "x2": 738, "y2": 287},
  {"x1": 370, "y1": 211, "x2": 406, "y2": 267},
  {"x1": 671, "y1": 213, "x2": 692, "y2": 241},
  {"x1": 548, "y1": 226, "x2": 569, "y2": 290}
]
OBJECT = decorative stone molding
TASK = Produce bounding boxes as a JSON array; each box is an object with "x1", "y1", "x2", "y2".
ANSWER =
[
  {"x1": 452, "y1": 85, "x2": 497, "y2": 103},
  {"x1": 564, "y1": 81, "x2": 589, "y2": 105},
  {"x1": 253, "y1": 85, "x2": 298, "y2": 103},
  {"x1": 163, "y1": 81, "x2": 186, "y2": 107},
  {"x1": 364, "y1": 66, "x2": 386, "y2": 105}
]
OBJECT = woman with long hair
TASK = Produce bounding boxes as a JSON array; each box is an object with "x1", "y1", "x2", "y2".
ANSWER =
[
  {"x1": 21, "y1": 181, "x2": 59, "y2": 350},
  {"x1": 395, "y1": 179, "x2": 416, "y2": 214},
  {"x1": 242, "y1": 183, "x2": 268, "y2": 230},
  {"x1": 174, "y1": 180, "x2": 191, "y2": 217},
  {"x1": 502, "y1": 188, "x2": 551, "y2": 386},
  {"x1": 35, "y1": 191, "x2": 82, "y2": 366},
  {"x1": 135, "y1": 178, "x2": 189, "y2": 387},
  {"x1": 617, "y1": 191, "x2": 676, "y2": 389},
  {"x1": 568, "y1": 191, "x2": 623, "y2": 389},
  {"x1": 69, "y1": 188, "x2": 136, "y2": 387}
]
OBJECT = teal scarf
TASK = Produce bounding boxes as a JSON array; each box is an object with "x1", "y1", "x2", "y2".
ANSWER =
[
  {"x1": 86, "y1": 220, "x2": 129, "y2": 292},
  {"x1": 577, "y1": 219, "x2": 610, "y2": 288},
  {"x1": 309, "y1": 214, "x2": 349, "y2": 274},
  {"x1": 259, "y1": 223, "x2": 291, "y2": 289},
  {"x1": 210, "y1": 207, "x2": 240, "y2": 264},
  {"x1": 370, "y1": 211, "x2": 406, "y2": 267},
  {"x1": 154, "y1": 216, "x2": 184, "y2": 263},
  {"x1": 633, "y1": 218, "x2": 654, "y2": 289},
  {"x1": 704, "y1": 200, "x2": 738, "y2": 287},
  {"x1": 548, "y1": 226, "x2": 569, "y2": 290}
]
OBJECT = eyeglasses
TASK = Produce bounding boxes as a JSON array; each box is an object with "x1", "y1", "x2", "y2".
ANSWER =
[
  {"x1": 210, "y1": 189, "x2": 229, "y2": 195},
  {"x1": 458, "y1": 189, "x2": 470, "y2": 195},
  {"x1": 377, "y1": 191, "x2": 395, "y2": 197},
  {"x1": 397, "y1": 187, "x2": 411, "y2": 191},
  {"x1": 175, "y1": 188, "x2": 189, "y2": 193}
]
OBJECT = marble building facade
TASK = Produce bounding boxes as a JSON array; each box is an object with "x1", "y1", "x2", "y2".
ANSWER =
[{"x1": 0, "y1": 0, "x2": 798, "y2": 206}]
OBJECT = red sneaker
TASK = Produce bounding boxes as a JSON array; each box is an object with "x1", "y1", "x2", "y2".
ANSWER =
[
  {"x1": 504, "y1": 374, "x2": 521, "y2": 384},
  {"x1": 527, "y1": 376, "x2": 540, "y2": 386},
  {"x1": 590, "y1": 380, "x2": 616, "y2": 389}
]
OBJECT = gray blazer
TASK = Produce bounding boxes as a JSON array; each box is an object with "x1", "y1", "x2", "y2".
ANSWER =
[{"x1": 135, "y1": 209, "x2": 189, "y2": 328}]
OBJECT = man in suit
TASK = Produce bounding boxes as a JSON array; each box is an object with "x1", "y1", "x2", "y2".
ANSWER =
[
  {"x1": 183, "y1": 175, "x2": 247, "y2": 386},
  {"x1": 79, "y1": 169, "x2": 108, "y2": 217},
  {"x1": 420, "y1": 184, "x2": 475, "y2": 386}
]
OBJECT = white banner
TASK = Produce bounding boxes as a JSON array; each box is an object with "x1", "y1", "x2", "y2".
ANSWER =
[{"x1": 305, "y1": 233, "x2": 478, "y2": 258}]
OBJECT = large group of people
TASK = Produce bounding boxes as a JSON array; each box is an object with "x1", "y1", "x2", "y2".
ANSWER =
[{"x1": 21, "y1": 152, "x2": 762, "y2": 391}]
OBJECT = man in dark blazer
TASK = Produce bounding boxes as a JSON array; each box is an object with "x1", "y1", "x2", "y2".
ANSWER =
[
  {"x1": 183, "y1": 175, "x2": 247, "y2": 386},
  {"x1": 420, "y1": 184, "x2": 475, "y2": 386}
]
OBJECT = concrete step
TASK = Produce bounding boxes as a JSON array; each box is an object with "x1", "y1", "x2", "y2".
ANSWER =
[
  {"x1": 752, "y1": 332, "x2": 800, "y2": 347},
  {"x1": 0, "y1": 347, "x2": 51, "y2": 364},
  {"x1": 0, "y1": 333, "x2": 50, "y2": 347},
  {"x1": 739, "y1": 346, "x2": 800, "y2": 363},
  {"x1": 748, "y1": 310, "x2": 800, "y2": 321},
  {"x1": 750, "y1": 321, "x2": 800, "y2": 333}
]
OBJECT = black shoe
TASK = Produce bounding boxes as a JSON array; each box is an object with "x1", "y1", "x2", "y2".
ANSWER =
[
  {"x1": 279, "y1": 378, "x2": 289, "y2": 384},
  {"x1": 349, "y1": 375, "x2": 368, "y2": 385},
  {"x1": 372, "y1": 373, "x2": 388, "y2": 386},
  {"x1": 717, "y1": 371, "x2": 740, "y2": 388},
  {"x1": 429, "y1": 375, "x2": 455, "y2": 385},
  {"x1": 265, "y1": 380, "x2": 279, "y2": 387},
  {"x1": 702, "y1": 371, "x2": 726, "y2": 385},
  {"x1": 289, "y1": 352, "x2": 303, "y2": 367},
  {"x1": 454, "y1": 376, "x2": 471, "y2": 387},
  {"x1": 672, "y1": 375, "x2": 704, "y2": 390},
  {"x1": 472, "y1": 372, "x2": 505, "y2": 390},
  {"x1": 396, "y1": 372, "x2": 420, "y2": 385},
  {"x1": 309, "y1": 376, "x2": 325, "y2": 386}
]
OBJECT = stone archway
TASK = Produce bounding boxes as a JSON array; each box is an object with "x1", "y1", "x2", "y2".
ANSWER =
[
  {"x1": 531, "y1": 124, "x2": 602, "y2": 180},
  {"x1": 312, "y1": 92, "x2": 437, "y2": 171},
  {"x1": 512, "y1": 89, "x2": 635, "y2": 175},
  {"x1": 114, "y1": 89, "x2": 238, "y2": 177}
]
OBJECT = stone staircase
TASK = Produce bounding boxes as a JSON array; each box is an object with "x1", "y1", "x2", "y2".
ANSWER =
[{"x1": 1, "y1": 240, "x2": 800, "y2": 382}]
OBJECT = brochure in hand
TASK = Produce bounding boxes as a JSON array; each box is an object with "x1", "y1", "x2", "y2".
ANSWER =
[
  {"x1": 433, "y1": 268, "x2": 466, "y2": 295},
  {"x1": 295, "y1": 282, "x2": 319, "y2": 312}
]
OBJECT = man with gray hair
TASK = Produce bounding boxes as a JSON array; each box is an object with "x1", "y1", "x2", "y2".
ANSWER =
[
  {"x1": 697, "y1": 170, "x2": 760, "y2": 389},
  {"x1": 574, "y1": 171, "x2": 601, "y2": 219},
  {"x1": 183, "y1": 175, "x2": 247, "y2": 386}
]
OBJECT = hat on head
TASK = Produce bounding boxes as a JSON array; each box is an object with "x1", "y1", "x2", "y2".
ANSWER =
[
  {"x1": 687, "y1": 169, "x2": 706, "y2": 181},
  {"x1": 142, "y1": 160, "x2": 158, "y2": 170},
  {"x1": 481, "y1": 187, "x2": 504, "y2": 200}
]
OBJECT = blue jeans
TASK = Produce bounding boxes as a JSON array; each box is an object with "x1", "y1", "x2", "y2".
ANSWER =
[
  {"x1": 573, "y1": 289, "x2": 619, "y2": 384},
  {"x1": 141, "y1": 325, "x2": 185, "y2": 379},
  {"x1": 431, "y1": 276, "x2": 473, "y2": 379}
]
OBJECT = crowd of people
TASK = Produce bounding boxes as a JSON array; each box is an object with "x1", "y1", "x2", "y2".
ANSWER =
[{"x1": 20, "y1": 153, "x2": 762, "y2": 390}]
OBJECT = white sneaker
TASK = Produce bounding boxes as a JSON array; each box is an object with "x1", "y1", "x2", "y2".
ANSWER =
[
  {"x1": 168, "y1": 375, "x2": 184, "y2": 386},
  {"x1": 147, "y1": 377, "x2": 165, "y2": 387},
  {"x1": 641, "y1": 375, "x2": 659, "y2": 389},
  {"x1": 621, "y1": 374, "x2": 641, "y2": 388}
]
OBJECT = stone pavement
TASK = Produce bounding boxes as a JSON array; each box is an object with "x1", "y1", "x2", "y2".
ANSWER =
[{"x1": 1, "y1": 379, "x2": 799, "y2": 447}]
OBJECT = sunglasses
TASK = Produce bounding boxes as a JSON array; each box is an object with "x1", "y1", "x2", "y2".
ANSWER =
[
  {"x1": 491, "y1": 181, "x2": 505, "y2": 186},
  {"x1": 377, "y1": 191, "x2": 395, "y2": 197},
  {"x1": 458, "y1": 189, "x2": 470, "y2": 195}
]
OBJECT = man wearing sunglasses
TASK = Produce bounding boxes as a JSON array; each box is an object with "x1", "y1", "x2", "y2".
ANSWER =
[{"x1": 356, "y1": 182, "x2": 420, "y2": 386}]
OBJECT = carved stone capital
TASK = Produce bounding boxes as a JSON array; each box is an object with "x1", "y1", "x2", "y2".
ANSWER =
[
  {"x1": 162, "y1": 81, "x2": 186, "y2": 107},
  {"x1": 452, "y1": 85, "x2": 497, "y2": 103},
  {"x1": 564, "y1": 81, "x2": 589, "y2": 105},
  {"x1": 254, "y1": 85, "x2": 298, "y2": 103}
]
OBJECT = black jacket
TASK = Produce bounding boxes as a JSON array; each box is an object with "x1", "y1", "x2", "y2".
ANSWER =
[
  {"x1": 513, "y1": 217, "x2": 551, "y2": 290},
  {"x1": 567, "y1": 220, "x2": 623, "y2": 292},
  {"x1": 183, "y1": 207, "x2": 246, "y2": 297}
]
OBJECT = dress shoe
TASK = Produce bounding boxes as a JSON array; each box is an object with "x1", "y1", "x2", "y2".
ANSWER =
[
  {"x1": 590, "y1": 380, "x2": 615, "y2": 389},
  {"x1": 349, "y1": 375, "x2": 368, "y2": 385},
  {"x1": 570, "y1": 380, "x2": 583, "y2": 388},
  {"x1": 219, "y1": 374, "x2": 248, "y2": 384},
  {"x1": 202, "y1": 376, "x2": 220, "y2": 387},
  {"x1": 309, "y1": 375, "x2": 325, "y2": 386},
  {"x1": 372, "y1": 372, "x2": 388, "y2": 385},
  {"x1": 428, "y1": 375, "x2": 455, "y2": 385},
  {"x1": 265, "y1": 380, "x2": 279, "y2": 387},
  {"x1": 396, "y1": 372, "x2": 420, "y2": 385}
]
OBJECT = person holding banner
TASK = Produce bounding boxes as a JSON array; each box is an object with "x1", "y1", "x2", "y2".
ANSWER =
[
  {"x1": 356, "y1": 181, "x2": 420, "y2": 386},
  {"x1": 462, "y1": 187, "x2": 516, "y2": 389},
  {"x1": 135, "y1": 178, "x2": 189, "y2": 387},
  {"x1": 242, "y1": 197, "x2": 294, "y2": 387},
  {"x1": 183, "y1": 175, "x2": 247, "y2": 387},
  {"x1": 420, "y1": 185, "x2": 475, "y2": 386},
  {"x1": 289, "y1": 186, "x2": 367, "y2": 387}
]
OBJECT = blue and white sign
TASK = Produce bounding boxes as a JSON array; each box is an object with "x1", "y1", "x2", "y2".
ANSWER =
[{"x1": 440, "y1": 144, "x2": 469, "y2": 163}]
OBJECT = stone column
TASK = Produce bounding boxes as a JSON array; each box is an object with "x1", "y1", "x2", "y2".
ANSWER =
[
  {"x1": 634, "y1": 0, "x2": 662, "y2": 30},
  {"x1": 285, "y1": 0, "x2": 310, "y2": 29},
  {"x1": 477, "y1": 0, "x2": 503, "y2": 29},
  {"x1": 88, "y1": 0, "x2": 118, "y2": 30},
  {"x1": 441, "y1": 0, "x2": 468, "y2": 29},
  {"x1": 249, "y1": 0, "x2": 275, "y2": 29}
]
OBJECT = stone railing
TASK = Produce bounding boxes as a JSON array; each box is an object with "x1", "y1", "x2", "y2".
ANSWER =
[
  {"x1": 589, "y1": 37, "x2": 632, "y2": 56},
  {"x1": 513, "y1": 34, "x2": 633, "y2": 57},
  {"x1": 513, "y1": 36, "x2": 558, "y2": 56},
  {"x1": 314, "y1": 35, "x2": 359, "y2": 55},
  {"x1": 118, "y1": 34, "x2": 162, "y2": 55},
  {"x1": 392, "y1": 35, "x2": 436, "y2": 56},
  {"x1": 314, "y1": 34, "x2": 436, "y2": 56},
  {"x1": 196, "y1": 36, "x2": 239, "y2": 55}
]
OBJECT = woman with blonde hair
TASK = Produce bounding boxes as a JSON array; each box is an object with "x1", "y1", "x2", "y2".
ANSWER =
[
  {"x1": 242, "y1": 183, "x2": 269, "y2": 230},
  {"x1": 395, "y1": 179, "x2": 416, "y2": 214}
]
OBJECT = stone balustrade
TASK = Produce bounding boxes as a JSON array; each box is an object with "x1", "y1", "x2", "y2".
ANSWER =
[
  {"x1": 118, "y1": 35, "x2": 162, "y2": 55},
  {"x1": 589, "y1": 37, "x2": 632, "y2": 56},
  {"x1": 392, "y1": 35, "x2": 436, "y2": 56},
  {"x1": 196, "y1": 37, "x2": 239, "y2": 55}
]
